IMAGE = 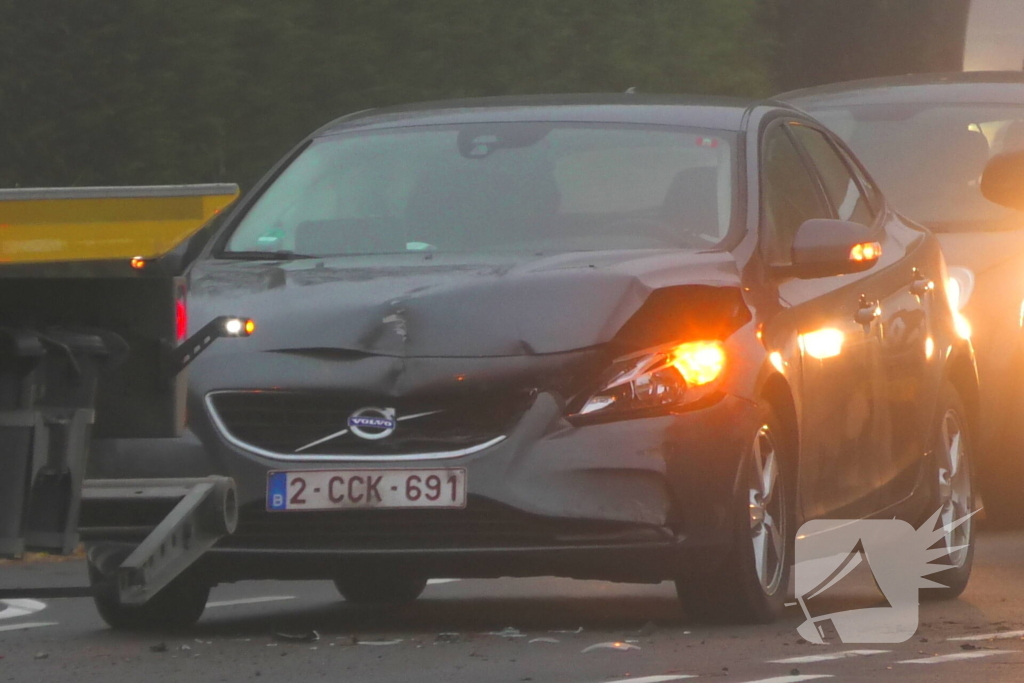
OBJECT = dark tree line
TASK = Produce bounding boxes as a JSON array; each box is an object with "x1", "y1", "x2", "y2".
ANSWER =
[
  {"x1": 766, "y1": 0, "x2": 971, "y2": 91},
  {"x1": 0, "y1": 0, "x2": 970, "y2": 190}
]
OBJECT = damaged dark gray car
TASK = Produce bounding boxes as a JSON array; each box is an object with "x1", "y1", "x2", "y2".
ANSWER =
[{"x1": 87, "y1": 95, "x2": 980, "y2": 627}]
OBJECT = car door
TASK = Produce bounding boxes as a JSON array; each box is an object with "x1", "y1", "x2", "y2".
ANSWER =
[
  {"x1": 789, "y1": 123, "x2": 933, "y2": 510},
  {"x1": 759, "y1": 120, "x2": 888, "y2": 521}
]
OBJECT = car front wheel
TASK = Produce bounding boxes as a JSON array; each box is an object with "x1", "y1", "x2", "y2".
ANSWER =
[
  {"x1": 676, "y1": 402, "x2": 794, "y2": 623},
  {"x1": 921, "y1": 382, "x2": 976, "y2": 601}
]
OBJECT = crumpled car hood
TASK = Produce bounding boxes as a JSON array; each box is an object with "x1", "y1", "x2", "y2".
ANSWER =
[{"x1": 187, "y1": 249, "x2": 744, "y2": 358}]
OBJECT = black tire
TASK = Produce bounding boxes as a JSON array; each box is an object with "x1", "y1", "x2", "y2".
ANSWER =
[
  {"x1": 977, "y1": 379, "x2": 1024, "y2": 528},
  {"x1": 920, "y1": 382, "x2": 977, "y2": 601},
  {"x1": 333, "y1": 572, "x2": 427, "y2": 605},
  {"x1": 89, "y1": 561, "x2": 209, "y2": 631},
  {"x1": 675, "y1": 402, "x2": 795, "y2": 623}
]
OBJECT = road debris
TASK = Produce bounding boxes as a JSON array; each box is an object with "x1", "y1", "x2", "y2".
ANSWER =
[
  {"x1": 487, "y1": 627, "x2": 525, "y2": 638},
  {"x1": 336, "y1": 635, "x2": 359, "y2": 646},
  {"x1": 33, "y1": 651, "x2": 48, "y2": 660},
  {"x1": 581, "y1": 641, "x2": 640, "y2": 653},
  {"x1": 961, "y1": 643, "x2": 979, "y2": 651},
  {"x1": 550, "y1": 627, "x2": 584, "y2": 634},
  {"x1": 148, "y1": 643, "x2": 167, "y2": 653},
  {"x1": 272, "y1": 630, "x2": 320, "y2": 643},
  {"x1": 358, "y1": 639, "x2": 403, "y2": 646},
  {"x1": 528, "y1": 637, "x2": 559, "y2": 644},
  {"x1": 435, "y1": 633, "x2": 461, "y2": 643}
]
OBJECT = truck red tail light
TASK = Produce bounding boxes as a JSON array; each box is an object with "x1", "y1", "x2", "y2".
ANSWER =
[{"x1": 176, "y1": 298, "x2": 188, "y2": 342}]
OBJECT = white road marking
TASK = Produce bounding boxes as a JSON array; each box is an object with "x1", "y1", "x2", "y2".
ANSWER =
[
  {"x1": 0, "y1": 621, "x2": 58, "y2": 633},
  {"x1": 736, "y1": 676, "x2": 833, "y2": 683},
  {"x1": 948, "y1": 630, "x2": 1024, "y2": 641},
  {"x1": 899, "y1": 651, "x2": 1012, "y2": 664},
  {"x1": 770, "y1": 649, "x2": 889, "y2": 664},
  {"x1": 600, "y1": 676, "x2": 696, "y2": 683},
  {"x1": 0, "y1": 599, "x2": 47, "y2": 620},
  {"x1": 206, "y1": 596, "x2": 295, "y2": 608},
  {"x1": 426, "y1": 579, "x2": 461, "y2": 585}
]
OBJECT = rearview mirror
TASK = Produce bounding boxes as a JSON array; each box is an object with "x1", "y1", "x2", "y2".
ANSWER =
[
  {"x1": 981, "y1": 151, "x2": 1024, "y2": 212},
  {"x1": 780, "y1": 219, "x2": 881, "y2": 279}
]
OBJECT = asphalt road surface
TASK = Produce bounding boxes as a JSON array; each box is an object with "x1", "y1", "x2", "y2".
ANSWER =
[{"x1": 2, "y1": 531, "x2": 1024, "y2": 683}]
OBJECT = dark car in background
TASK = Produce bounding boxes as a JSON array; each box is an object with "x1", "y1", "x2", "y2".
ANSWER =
[
  {"x1": 781, "y1": 72, "x2": 1024, "y2": 523},
  {"x1": 88, "y1": 95, "x2": 978, "y2": 629}
]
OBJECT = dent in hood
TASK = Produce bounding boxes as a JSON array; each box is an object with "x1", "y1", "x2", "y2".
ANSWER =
[{"x1": 188, "y1": 250, "x2": 750, "y2": 358}]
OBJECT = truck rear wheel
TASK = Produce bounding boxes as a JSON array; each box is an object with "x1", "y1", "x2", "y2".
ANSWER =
[{"x1": 89, "y1": 560, "x2": 209, "y2": 631}]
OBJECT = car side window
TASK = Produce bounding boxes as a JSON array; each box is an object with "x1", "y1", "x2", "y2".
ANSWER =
[
  {"x1": 789, "y1": 124, "x2": 876, "y2": 227},
  {"x1": 761, "y1": 125, "x2": 830, "y2": 266}
]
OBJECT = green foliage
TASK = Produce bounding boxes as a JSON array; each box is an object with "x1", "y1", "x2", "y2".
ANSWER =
[
  {"x1": 0, "y1": 0, "x2": 770, "y2": 189},
  {"x1": 765, "y1": 0, "x2": 971, "y2": 91}
]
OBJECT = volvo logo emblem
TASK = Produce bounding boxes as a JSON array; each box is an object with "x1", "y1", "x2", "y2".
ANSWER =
[{"x1": 347, "y1": 407, "x2": 398, "y2": 440}]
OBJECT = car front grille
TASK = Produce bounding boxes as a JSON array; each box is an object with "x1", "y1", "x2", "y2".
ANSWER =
[{"x1": 206, "y1": 390, "x2": 533, "y2": 458}]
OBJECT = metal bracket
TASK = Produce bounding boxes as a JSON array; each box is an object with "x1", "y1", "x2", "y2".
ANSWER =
[
  {"x1": 164, "y1": 316, "x2": 252, "y2": 379},
  {"x1": 83, "y1": 476, "x2": 238, "y2": 605}
]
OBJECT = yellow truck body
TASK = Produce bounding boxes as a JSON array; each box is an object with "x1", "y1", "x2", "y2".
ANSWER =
[{"x1": 0, "y1": 184, "x2": 239, "y2": 264}]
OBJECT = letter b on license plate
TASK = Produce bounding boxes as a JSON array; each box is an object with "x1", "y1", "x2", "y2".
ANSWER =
[{"x1": 267, "y1": 468, "x2": 467, "y2": 511}]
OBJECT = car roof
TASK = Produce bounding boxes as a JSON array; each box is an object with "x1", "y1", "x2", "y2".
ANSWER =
[
  {"x1": 778, "y1": 71, "x2": 1024, "y2": 109},
  {"x1": 315, "y1": 94, "x2": 794, "y2": 136}
]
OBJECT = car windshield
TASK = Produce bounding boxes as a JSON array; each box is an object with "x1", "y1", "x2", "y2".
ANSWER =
[
  {"x1": 809, "y1": 103, "x2": 1024, "y2": 231},
  {"x1": 223, "y1": 122, "x2": 736, "y2": 256}
]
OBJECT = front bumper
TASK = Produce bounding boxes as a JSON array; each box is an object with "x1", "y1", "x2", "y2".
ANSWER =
[{"x1": 89, "y1": 391, "x2": 758, "y2": 582}]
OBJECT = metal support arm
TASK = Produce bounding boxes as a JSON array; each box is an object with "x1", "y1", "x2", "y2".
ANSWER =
[{"x1": 84, "y1": 476, "x2": 238, "y2": 604}]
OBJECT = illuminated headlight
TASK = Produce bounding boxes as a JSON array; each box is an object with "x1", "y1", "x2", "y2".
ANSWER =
[
  {"x1": 223, "y1": 317, "x2": 256, "y2": 337},
  {"x1": 572, "y1": 341, "x2": 725, "y2": 419},
  {"x1": 945, "y1": 267, "x2": 974, "y2": 340},
  {"x1": 946, "y1": 267, "x2": 974, "y2": 312}
]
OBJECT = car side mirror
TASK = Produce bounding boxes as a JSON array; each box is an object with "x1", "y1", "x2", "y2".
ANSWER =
[
  {"x1": 779, "y1": 219, "x2": 881, "y2": 279},
  {"x1": 981, "y1": 151, "x2": 1024, "y2": 212}
]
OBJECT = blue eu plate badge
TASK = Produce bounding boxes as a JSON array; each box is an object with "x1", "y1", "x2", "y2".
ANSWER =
[{"x1": 267, "y1": 472, "x2": 288, "y2": 511}]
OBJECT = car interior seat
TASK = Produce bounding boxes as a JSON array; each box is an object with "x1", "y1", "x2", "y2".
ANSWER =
[{"x1": 660, "y1": 166, "x2": 720, "y2": 244}]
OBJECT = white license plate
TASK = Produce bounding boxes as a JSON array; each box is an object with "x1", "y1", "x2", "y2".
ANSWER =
[{"x1": 267, "y1": 468, "x2": 467, "y2": 511}]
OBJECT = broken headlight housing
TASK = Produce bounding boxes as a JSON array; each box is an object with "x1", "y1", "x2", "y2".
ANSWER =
[{"x1": 571, "y1": 340, "x2": 726, "y2": 420}]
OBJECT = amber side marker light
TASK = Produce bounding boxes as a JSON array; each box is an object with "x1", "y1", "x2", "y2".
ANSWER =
[
  {"x1": 800, "y1": 328, "x2": 845, "y2": 360},
  {"x1": 850, "y1": 242, "x2": 882, "y2": 264},
  {"x1": 223, "y1": 317, "x2": 256, "y2": 337},
  {"x1": 130, "y1": 256, "x2": 147, "y2": 270}
]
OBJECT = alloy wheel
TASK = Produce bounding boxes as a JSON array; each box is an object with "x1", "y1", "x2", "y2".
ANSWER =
[
  {"x1": 748, "y1": 424, "x2": 786, "y2": 595},
  {"x1": 938, "y1": 408, "x2": 972, "y2": 569}
]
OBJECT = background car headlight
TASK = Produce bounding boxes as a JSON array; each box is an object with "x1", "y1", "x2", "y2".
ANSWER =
[
  {"x1": 945, "y1": 267, "x2": 974, "y2": 340},
  {"x1": 946, "y1": 266, "x2": 975, "y2": 312},
  {"x1": 573, "y1": 340, "x2": 725, "y2": 418}
]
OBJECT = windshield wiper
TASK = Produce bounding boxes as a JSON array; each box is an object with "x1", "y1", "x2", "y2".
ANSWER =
[{"x1": 218, "y1": 250, "x2": 317, "y2": 261}]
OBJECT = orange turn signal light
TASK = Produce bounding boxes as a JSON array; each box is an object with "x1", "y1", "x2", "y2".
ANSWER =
[
  {"x1": 671, "y1": 340, "x2": 726, "y2": 386},
  {"x1": 130, "y1": 256, "x2": 147, "y2": 270},
  {"x1": 850, "y1": 242, "x2": 882, "y2": 264}
]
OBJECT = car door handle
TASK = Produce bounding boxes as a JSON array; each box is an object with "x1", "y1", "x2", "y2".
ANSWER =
[
  {"x1": 910, "y1": 275, "x2": 934, "y2": 297},
  {"x1": 855, "y1": 302, "x2": 881, "y2": 326}
]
